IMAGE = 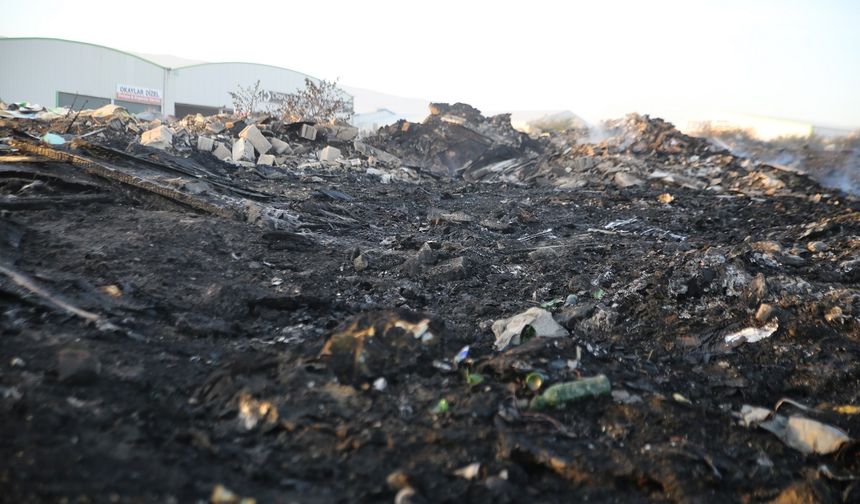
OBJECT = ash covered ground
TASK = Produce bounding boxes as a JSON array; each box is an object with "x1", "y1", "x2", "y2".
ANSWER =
[{"x1": 1, "y1": 102, "x2": 859, "y2": 503}]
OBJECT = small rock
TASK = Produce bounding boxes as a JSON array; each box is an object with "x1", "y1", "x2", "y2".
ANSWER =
[
  {"x1": 427, "y1": 256, "x2": 468, "y2": 281},
  {"x1": 752, "y1": 240, "x2": 782, "y2": 253},
  {"x1": 416, "y1": 242, "x2": 437, "y2": 265},
  {"x1": 353, "y1": 253, "x2": 369, "y2": 272},
  {"x1": 807, "y1": 241, "x2": 829, "y2": 253},
  {"x1": 57, "y1": 348, "x2": 101, "y2": 384},
  {"x1": 373, "y1": 377, "x2": 387, "y2": 391},
  {"x1": 657, "y1": 192, "x2": 674, "y2": 204},
  {"x1": 744, "y1": 273, "x2": 768, "y2": 305},
  {"x1": 480, "y1": 218, "x2": 510, "y2": 232},
  {"x1": 454, "y1": 462, "x2": 481, "y2": 480},
  {"x1": 554, "y1": 302, "x2": 597, "y2": 329},
  {"x1": 755, "y1": 303, "x2": 775, "y2": 323},
  {"x1": 528, "y1": 247, "x2": 559, "y2": 261},
  {"x1": 613, "y1": 172, "x2": 643, "y2": 188},
  {"x1": 386, "y1": 469, "x2": 410, "y2": 490}
]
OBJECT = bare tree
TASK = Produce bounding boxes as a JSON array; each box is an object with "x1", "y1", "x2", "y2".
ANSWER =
[
  {"x1": 229, "y1": 80, "x2": 263, "y2": 118},
  {"x1": 272, "y1": 78, "x2": 353, "y2": 124}
]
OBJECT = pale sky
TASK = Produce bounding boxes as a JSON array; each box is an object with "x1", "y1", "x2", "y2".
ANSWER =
[{"x1": 2, "y1": 0, "x2": 859, "y2": 128}]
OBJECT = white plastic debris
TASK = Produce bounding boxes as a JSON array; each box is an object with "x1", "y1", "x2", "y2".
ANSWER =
[
  {"x1": 492, "y1": 307, "x2": 568, "y2": 351},
  {"x1": 724, "y1": 320, "x2": 778, "y2": 345},
  {"x1": 737, "y1": 404, "x2": 850, "y2": 455},
  {"x1": 454, "y1": 462, "x2": 481, "y2": 480},
  {"x1": 373, "y1": 377, "x2": 388, "y2": 392}
]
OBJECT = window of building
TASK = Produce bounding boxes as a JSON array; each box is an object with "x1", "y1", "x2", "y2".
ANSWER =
[
  {"x1": 114, "y1": 100, "x2": 161, "y2": 115},
  {"x1": 57, "y1": 92, "x2": 110, "y2": 111},
  {"x1": 174, "y1": 102, "x2": 228, "y2": 118}
]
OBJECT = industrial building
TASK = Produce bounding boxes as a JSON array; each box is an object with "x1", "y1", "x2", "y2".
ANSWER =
[{"x1": 0, "y1": 37, "x2": 351, "y2": 117}]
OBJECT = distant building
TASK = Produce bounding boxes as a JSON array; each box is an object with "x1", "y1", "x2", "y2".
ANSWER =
[
  {"x1": 352, "y1": 108, "x2": 402, "y2": 132},
  {"x1": 685, "y1": 113, "x2": 855, "y2": 141},
  {"x1": 508, "y1": 110, "x2": 590, "y2": 134},
  {"x1": 0, "y1": 37, "x2": 352, "y2": 117}
]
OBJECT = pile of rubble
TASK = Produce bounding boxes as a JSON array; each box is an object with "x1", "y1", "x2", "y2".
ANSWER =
[
  {"x1": 364, "y1": 102, "x2": 544, "y2": 180},
  {"x1": 0, "y1": 101, "x2": 418, "y2": 185},
  {"x1": 1, "y1": 100, "x2": 829, "y2": 199},
  {"x1": 702, "y1": 126, "x2": 860, "y2": 196},
  {"x1": 2, "y1": 98, "x2": 860, "y2": 503}
]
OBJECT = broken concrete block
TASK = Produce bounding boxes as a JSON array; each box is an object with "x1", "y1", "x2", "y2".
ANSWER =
[
  {"x1": 354, "y1": 141, "x2": 401, "y2": 167},
  {"x1": 327, "y1": 125, "x2": 359, "y2": 142},
  {"x1": 238, "y1": 124, "x2": 272, "y2": 155},
  {"x1": 257, "y1": 154, "x2": 275, "y2": 166},
  {"x1": 140, "y1": 125, "x2": 173, "y2": 150},
  {"x1": 319, "y1": 146, "x2": 342, "y2": 162},
  {"x1": 299, "y1": 124, "x2": 318, "y2": 141},
  {"x1": 212, "y1": 143, "x2": 231, "y2": 160},
  {"x1": 90, "y1": 104, "x2": 130, "y2": 120},
  {"x1": 206, "y1": 120, "x2": 225, "y2": 134},
  {"x1": 613, "y1": 172, "x2": 643, "y2": 188},
  {"x1": 427, "y1": 256, "x2": 468, "y2": 282},
  {"x1": 270, "y1": 137, "x2": 292, "y2": 155},
  {"x1": 232, "y1": 138, "x2": 255, "y2": 162},
  {"x1": 196, "y1": 136, "x2": 215, "y2": 152}
]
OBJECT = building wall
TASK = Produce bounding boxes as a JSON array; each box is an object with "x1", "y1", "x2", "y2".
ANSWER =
[
  {"x1": 0, "y1": 38, "x2": 351, "y2": 117},
  {"x1": 168, "y1": 63, "x2": 318, "y2": 115},
  {"x1": 0, "y1": 38, "x2": 164, "y2": 110}
]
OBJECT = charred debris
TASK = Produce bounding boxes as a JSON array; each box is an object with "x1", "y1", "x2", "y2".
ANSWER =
[{"x1": 1, "y1": 100, "x2": 859, "y2": 503}]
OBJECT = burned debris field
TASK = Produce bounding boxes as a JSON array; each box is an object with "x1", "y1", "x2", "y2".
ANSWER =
[{"x1": 1, "y1": 102, "x2": 860, "y2": 503}]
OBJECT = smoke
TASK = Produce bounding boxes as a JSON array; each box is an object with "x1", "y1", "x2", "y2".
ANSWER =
[
  {"x1": 699, "y1": 126, "x2": 860, "y2": 196},
  {"x1": 816, "y1": 148, "x2": 860, "y2": 195}
]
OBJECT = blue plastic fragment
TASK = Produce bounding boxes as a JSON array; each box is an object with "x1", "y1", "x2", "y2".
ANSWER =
[
  {"x1": 42, "y1": 132, "x2": 66, "y2": 145},
  {"x1": 454, "y1": 345, "x2": 470, "y2": 364}
]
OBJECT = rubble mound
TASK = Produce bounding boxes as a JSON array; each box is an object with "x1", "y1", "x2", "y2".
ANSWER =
[
  {"x1": 604, "y1": 113, "x2": 720, "y2": 157},
  {"x1": 368, "y1": 102, "x2": 543, "y2": 180}
]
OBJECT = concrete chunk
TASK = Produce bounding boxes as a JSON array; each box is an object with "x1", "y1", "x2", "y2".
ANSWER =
[
  {"x1": 319, "y1": 146, "x2": 342, "y2": 162},
  {"x1": 270, "y1": 137, "x2": 292, "y2": 155},
  {"x1": 327, "y1": 125, "x2": 359, "y2": 142},
  {"x1": 613, "y1": 172, "x2": 643, "y2": 188},
  {"x1": 354, "y1": 141, "x2": 401, "y2": 167},
  {"x1": 238, "y1": 124, "x2": 272, "y2": 155},
  {"x1": 206, "y1": 120, "x2": 225, "y2": 134},
  {"x1": 257, "y1": 154, "x2": 275, "y2": 166},
  {"x1": 299, "y1": 124, "x2": 318, "y2": 141},
  {"x1": 196, "y1": 136, "x2": 215, "y2": 152},
  {"x1": 212, "y1": 143, "x2": 231, "y2": 160},
  {"x1": 140, "y1": 125, "x2": 173, "y2": 150},
  {"x1": 232, "y1": 138, "x2": 255, "y2": 162}
]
